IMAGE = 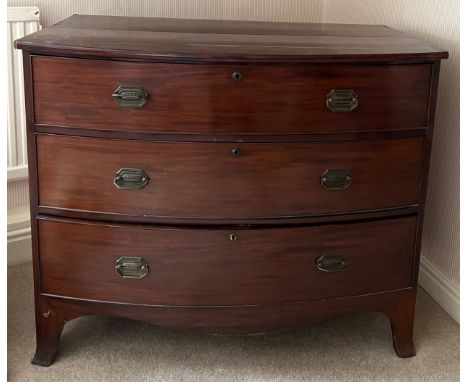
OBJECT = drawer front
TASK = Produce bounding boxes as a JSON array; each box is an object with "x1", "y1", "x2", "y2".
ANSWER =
[
  {"x1": 33, "y1": 56, "x2": 432, "y2": 134},
  {"x1": 37, "y1": 135, "x2": 424, "y2": 220},
  {"x1": 38, "y1": 217, "x2": 417, "y2": 306}
]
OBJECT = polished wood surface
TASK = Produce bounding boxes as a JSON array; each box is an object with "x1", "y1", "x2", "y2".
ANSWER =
[
  {"x1": 16, "y1": 15, "x2": 448, "y2": 365},
  {"x1": 33, "y1": 124, "x2": 429, "y2": 143},
  {"x1": 16, "y1": 15, "x2": 448, "y2": 63},
  {"x1": 37, "y1": 134, "x2": 424, "y2": 220},
  {"x1": 47, "y1": 15, "x2": 412, "y2": 36},
  {"x1": 36, "y1": 205, "x2": 420, "y2": 227},
  {"x1": 39, "y1": 216, "x2": 416, "y2": 306},
  {"x1": 32, "y1": 288, "x2": 417, "y2": 366},
  {"x1": 33, "y1": 56, "x2": 432, "y2": 133}
]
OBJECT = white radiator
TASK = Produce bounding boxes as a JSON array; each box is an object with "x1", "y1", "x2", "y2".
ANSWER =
[{"x1": 7, "y1": 7, "x2": 41, "y2": 181}]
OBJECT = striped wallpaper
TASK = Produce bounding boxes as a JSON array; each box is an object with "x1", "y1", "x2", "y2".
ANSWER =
[
  {"x1": 7, "y1": 0, "x2": 459, "y2": 290},
  {"x1": 6, "y1": 0, "x2": 324, "y2": 27},
  {"x1": 323, "y1": 0, "x2": 460, "y2": 290}
]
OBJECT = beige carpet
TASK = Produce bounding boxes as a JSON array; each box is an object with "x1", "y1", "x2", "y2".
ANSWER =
[{"x1": 8, "y1": 263, "x2": 459, "y2": 382}]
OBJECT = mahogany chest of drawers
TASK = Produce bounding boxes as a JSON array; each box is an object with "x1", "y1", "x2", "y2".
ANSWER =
[{"x1": 16, "y1": 15, "x2": 448, "y2": 366}]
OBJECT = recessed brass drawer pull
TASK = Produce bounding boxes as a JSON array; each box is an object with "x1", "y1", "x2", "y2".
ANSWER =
[
  {"x1": 115, "y1": 257, "x2": 149, "y2": 279},
  {"x1": 326, "y1": 89, "x2": 358, "y2": 112},
  {"x1": 112, "y1": 85, "x2": 148, "y2": 107},
  {"x1": 114, "y1": 168, "x2": 149, "y2": 190},
  {"x1": 321, "y1": 169, "x2": 352, "y2": 190},
  {"x1": 316, "y1": 255, "x2": 348, "y2": 272}
]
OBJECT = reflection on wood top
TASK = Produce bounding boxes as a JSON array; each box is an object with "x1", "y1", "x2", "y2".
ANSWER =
[{"x1": 15, "y1": 14, "x2": 448, "y2": 63}]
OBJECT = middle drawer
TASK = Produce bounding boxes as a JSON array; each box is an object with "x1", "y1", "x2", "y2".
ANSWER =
[{"x1": 37, "y1": 134, "x2": 424, "y2": 220}]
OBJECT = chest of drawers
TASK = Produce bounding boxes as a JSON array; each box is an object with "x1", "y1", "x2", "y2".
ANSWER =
[{"x1": 16, "y1": 15, "x2": 448, "y2": 366}]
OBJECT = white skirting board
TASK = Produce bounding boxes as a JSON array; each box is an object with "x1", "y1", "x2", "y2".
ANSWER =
[
  {"x1": 6, "y1": 208, "x2": 460, "y2": 323},
  {"x1": 8, "y1": 228, "x2": 32, "y2": 267},
  {"x1": 418, "y1": 256, "x2": 460, "y2": 323},
  {"x1": 7, "y1": 205, "x2": 32, "y2": 267}
]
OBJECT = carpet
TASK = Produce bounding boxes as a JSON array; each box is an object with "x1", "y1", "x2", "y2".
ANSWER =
[{"x1": 7, "y1": 263, "x2": 459, "y2": 382}]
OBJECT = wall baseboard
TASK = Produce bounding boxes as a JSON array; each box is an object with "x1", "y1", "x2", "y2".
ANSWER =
[
  {"x1": 7, "y1": 205, "x2": 32, "y2": 267},
  {"x1": 8, "y1": 228, "x2": 32, "y2": 267},
  {"x1": 418, "y1": 256, "x2": 459, "y2": 323}
]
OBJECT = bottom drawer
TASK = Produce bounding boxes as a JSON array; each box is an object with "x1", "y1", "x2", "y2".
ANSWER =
[{"x1": 38, "y1": 217, "x2": 417, "y2": 306}]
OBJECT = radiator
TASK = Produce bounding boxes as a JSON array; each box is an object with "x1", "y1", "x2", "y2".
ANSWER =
[{"x1": 7, "y1": 7, "x2": 41, "y2": 181}]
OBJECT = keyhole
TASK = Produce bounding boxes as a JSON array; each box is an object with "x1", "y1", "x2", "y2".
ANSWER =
[
  {"x1": 229, "y1": 233, "x2": 238, "y2": 241},
  {"x1": 232, "y1": 72, "x2": 243, "y2": 81},
  {"x1": 232, "y1": 148, "x2": 241, "y2": 157}
]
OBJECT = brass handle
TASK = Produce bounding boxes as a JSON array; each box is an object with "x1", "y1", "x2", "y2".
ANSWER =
[
  {"x1": 116, "y1": 257, "x2": 149, "y2": 279},
  {"x1": 321, "y1": 169, "x2": 352, "y2": 190},
  {"x1": 114, "y1": 168, "x2": 149, "y2": 190},
  {"x1": 326, "y1": 89, "x2": 358, "y2": 112},
  {"x1": 316, "y1": 255, "x2": 348, "y2": 272},
  {"x1": 112, "y1": 85, "x2": 148, "y2": 107}
]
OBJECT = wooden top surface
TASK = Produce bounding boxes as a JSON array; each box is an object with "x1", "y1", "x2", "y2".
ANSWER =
[{"x1": 15, "y1": 14, "x2": 448, "y2": 63}]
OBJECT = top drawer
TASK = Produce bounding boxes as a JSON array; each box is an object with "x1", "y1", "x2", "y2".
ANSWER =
[{"x1": 32, "y1": 56, "x2": 432, "y2": 134}]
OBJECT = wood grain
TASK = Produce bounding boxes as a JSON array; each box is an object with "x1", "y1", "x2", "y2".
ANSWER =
[
  {"x1": 33, "y1": 123, "x2": 430, "y2": 143},
  {"x1": 33, "y1": 56, "x2": 432, "y2": 134},
  {"x1": 33, "y1": 287, "x2": 417, "y2": 366},
  {"x1": 15, "y1": 15, "x2": 448, "y2": 63},
  {"x1": 36, "y1": 134, "x2": 424, "y2": 220},
  {"x1": 38, "y1": 216, "x2": 417, "y2": 306}
]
